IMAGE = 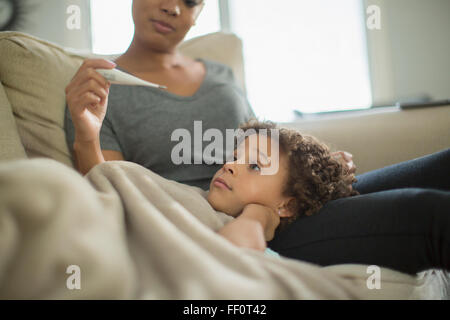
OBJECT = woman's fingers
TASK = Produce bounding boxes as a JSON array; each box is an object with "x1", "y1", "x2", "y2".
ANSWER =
[
  {"x1": 81, "y1": 91, "x2": 102, "y2": 107},
  {"x1": 66, "y1": 59, "x2": 114, "y2": 99},
  {"x1": 68, "y1": 81, "x2": 109, "y2": 115},
  {"x1": 347, "y1": 161, "x2": 356, "y2": 174},
  {"x1": 72, "y1": 59, "x2": 116, "y2": 83},
  {"x1": 67, "y1": 68, "x2": 111, "y2": 101},
  {"x1": 342, "y1": 152, "x2": 356, "y2": 173},
  {"x1": 75, "y1": 66, "x2": 111, "y2": 89},
  {"x1": 342, "y1": 151, "x2": 353, "y2": 161},
  {"x1": 78, "y1": 79, "x2": 109, "y2": 103},
  {"x1": 332, "y1": 151, "x2": 357, "y2": 174},
  {"x1": 343, "y1": 155, "x2": 356, "y2": 174}
]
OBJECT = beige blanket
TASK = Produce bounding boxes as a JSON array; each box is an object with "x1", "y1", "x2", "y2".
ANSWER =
[{"x1": 0, "y1": 158, "x2": 447, "y2": 299}]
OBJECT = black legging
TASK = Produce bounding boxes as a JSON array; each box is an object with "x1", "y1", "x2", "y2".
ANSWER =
[{"x1": 268, "y1": 148, "x2": 450, "y2": 275}]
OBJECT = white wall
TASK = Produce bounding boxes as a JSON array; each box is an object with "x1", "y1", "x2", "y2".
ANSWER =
[
  {"x1": 365, "y1": 0, "x2": 450, "y2": 105},
  {"x1": 15, "y1": 0, "x2": 92, "y2": 50}
]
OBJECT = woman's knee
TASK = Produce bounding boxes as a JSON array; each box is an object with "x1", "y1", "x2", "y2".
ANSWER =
[{"x1": 400, "y1": 187, "x2": 450, "y2": 206}]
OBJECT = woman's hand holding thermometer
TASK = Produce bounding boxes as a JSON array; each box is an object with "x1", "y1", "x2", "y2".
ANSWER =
[
  {"x1": 65, "y1": 59, "x2": 116, "y2": 144},
  {"x1": 65, "y1": 59, "x2": 167, "y2": 174},
  {"x1": 65, "y1": 59, "x2": 167, "y2": 144}
]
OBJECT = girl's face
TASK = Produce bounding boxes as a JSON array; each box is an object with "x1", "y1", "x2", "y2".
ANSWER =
[
  {"x1": 207, "y1": 134, "x2": 294, "y2": 218},
  {"x1": 132, "y1": 0, "x2": 204, "y2": 51}
]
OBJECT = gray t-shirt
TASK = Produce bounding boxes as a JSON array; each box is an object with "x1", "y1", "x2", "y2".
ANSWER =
[{"x1": 65, "y1": 58, "x2": 255, "y2": 190}]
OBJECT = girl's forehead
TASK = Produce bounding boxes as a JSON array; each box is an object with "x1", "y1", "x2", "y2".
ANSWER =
[
  {"x1": 234, "y1": 134, "x2": 288, "y2": 176},
  {"x1": 236, "y1": 134, "x2": 282, "y2": 163},
  {"x1": 238, "y1": 134, "x2": 279, "y2": 152}
]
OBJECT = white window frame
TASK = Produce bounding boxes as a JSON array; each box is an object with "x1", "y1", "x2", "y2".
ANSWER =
[{"x1": 218, "y1": 0, "x2": 232, "y2": 32}]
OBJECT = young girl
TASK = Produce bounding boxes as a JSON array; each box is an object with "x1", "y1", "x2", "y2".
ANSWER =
[
  {"x1": 210, "y1": 119, "x2": 359, "y2": 254},
  {"x1": 211, "y1": 120, "x2": 450, "y2": 276}
]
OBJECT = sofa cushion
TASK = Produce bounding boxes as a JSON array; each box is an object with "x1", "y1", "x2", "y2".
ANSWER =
[
  {"x1": 0, "y1": 32, "x2": 84, "y2": 167},
  {"x1": 179, "y1": 32, "x2": 246, "y2": 94},
  {"x1": 0, "y1": 81, "x2": 27, "y2": 161}
]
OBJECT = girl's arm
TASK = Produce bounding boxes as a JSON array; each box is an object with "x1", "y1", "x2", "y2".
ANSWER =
[{"x1": 217, "y1": 216, "x2": 267, "y2": 252}]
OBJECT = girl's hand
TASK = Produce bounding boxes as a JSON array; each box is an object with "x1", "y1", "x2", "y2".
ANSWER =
[
  {"x1": 217, "y1": 218, "x2": 267, "y2": 252},
  {"x1": 65, "y1": 59, "x2": 116, "y2": 143},
  {"x1": 331, "y1": 151, "x2": 356, "y2": 174},
  {"x1": 241, "y1": 203, "x2": 280, "y2": 241},
  {"x1": 217, "y1": 204, "x2": 280, "y2": 251}
]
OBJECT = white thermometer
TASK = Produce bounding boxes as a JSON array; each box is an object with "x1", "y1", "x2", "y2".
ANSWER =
[{"x1": 96, "y1": 68, "x2": 167, "y2": 89}]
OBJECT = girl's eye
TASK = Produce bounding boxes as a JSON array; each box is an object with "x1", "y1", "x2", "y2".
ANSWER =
[{"x1": 249, "y1": 163, "x2": 261, "y2": 172}]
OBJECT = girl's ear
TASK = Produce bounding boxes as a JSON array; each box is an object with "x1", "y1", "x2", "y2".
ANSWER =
[{"x1": 277, "y1": 197, "x2": 296, "y2": 218}]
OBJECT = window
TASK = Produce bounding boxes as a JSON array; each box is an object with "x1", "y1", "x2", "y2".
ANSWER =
[
  {"x1": 229, "y1": 0, "x2": 373, "y2": 122},
  {"x1": 90, "y1": 0, "x2": 134, "y2": 55},
  {"x1": 90, "y1": 0, "x2": 220, "y2": 55}
]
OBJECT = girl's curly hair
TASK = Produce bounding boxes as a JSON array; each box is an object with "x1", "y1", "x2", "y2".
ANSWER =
[{"x1": 238, "y1": 118, "x2": 360, "y2": 231}]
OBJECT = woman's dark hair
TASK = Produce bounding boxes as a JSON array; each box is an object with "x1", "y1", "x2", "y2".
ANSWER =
[{"x1": 239, "y1": 118, "x2": 360, "y2": 231}]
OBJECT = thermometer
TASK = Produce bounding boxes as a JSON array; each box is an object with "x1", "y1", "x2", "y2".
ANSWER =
[{"x1": 96, "y1": 68, "x2": 167, "y2": 89}]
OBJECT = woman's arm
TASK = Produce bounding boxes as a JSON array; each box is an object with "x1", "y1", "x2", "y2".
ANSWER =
[
  {"x1": 102, "y1": 150, "x2": 125, "y2": 161},
  {"x1": 65, "y1": 59, "x2": 117, "y2": 175},
  {"x1": 73, "y1": 139, "x2": 105, "y2": 175},
  {"x1": 73, "y1": 146, "x2": 125, "y2": 175}
]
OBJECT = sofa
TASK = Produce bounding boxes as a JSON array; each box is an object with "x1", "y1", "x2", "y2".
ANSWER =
[{"x1": 0, "y1": 31, "x2": 449, "y2": 299}]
